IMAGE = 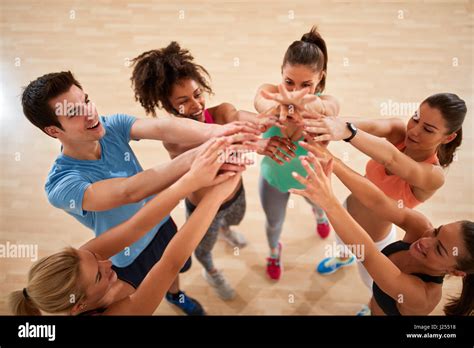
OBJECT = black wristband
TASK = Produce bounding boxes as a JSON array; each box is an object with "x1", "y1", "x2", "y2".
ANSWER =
[{"x1": 343, "y1": 122, "x2": 357, "y2": 142}]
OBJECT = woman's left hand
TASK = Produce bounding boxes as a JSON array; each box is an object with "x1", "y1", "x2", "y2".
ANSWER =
[
  {"x1": 289, "y1": 152, "x2": 336, "y2": 210},
  {"x1": 302, "y1": 116, "x2": 350, "y2": 142}
]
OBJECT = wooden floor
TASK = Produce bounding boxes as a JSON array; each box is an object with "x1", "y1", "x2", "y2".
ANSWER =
[{"x1": 0, "y1": 0, "x2": 472, "y2": 315}]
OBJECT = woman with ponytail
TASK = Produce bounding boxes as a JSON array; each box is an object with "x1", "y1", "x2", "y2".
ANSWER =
[
  {"x1": 253, "y1": 26, "x2": 341, "y2": 280},
  {"x1": 291, "y1": 141, "x2": 473, "y2": 316},
  {"x1": 306, "y1": 93, "x2": 466, "y2": 295}
]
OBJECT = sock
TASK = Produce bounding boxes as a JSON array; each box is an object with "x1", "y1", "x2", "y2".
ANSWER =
[
  {"x1": 270, "y1": 248, "x2": 280, "y2": 258},
  {"x1": 313, "y1": 206, "x2": 328, "y2": 224},
  {"x1": 317, "y1": 215, "x2": 329, "y2": 225}
]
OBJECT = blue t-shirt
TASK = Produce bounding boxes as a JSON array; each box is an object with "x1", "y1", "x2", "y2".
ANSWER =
[{"x1": 45, "y1": 114, "x2": 170, "y2": 267}]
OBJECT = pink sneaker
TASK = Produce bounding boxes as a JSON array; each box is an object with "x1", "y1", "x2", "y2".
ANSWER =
[
  {"x1": 317, "y1": 221, "x2": 331, "y2": 239},
  {"x1": 312, "y1": 206, "x2": 331, "y2": 239},
  {"x1": 266, "y1": 243, "x2": 283, "y2": 280}
]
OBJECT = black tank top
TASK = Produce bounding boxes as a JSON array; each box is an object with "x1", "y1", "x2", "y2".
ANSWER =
[{"x1": 372, "y1": 240, "x2": 444, "y2": 315}]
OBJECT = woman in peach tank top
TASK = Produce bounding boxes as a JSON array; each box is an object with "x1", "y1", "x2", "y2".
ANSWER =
[
  {"x1": 365, "y1": 140, "x2": 439, "y2": 209},
  {"x1": 304, "y1": 93, "x2": 466, "y2": 297}
]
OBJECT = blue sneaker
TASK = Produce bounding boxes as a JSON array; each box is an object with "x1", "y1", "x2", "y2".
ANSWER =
[
  {"x1": 165, "y1": 291, "x2": 206, "y2": 315},
  {"x1": 317, "y1": 255, "x2": 356, "y2": 275},
  {"x1": 356, "y1": 304, "x2": 371, "y2": 316}
]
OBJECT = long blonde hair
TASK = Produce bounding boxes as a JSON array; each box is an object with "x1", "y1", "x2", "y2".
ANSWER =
[{"x1": 8, "y1": 247, "x2": 86, "y2": 315}]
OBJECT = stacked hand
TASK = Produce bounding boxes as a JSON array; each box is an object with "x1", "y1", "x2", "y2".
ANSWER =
[
  {"x1": 258, "y1": 84, "x2": 330, "y2": 143},
  {"x1": 255, "y1": 136, "x2": 297, "y2": 165},
  {"x1": 217, "y1": 120, "x2": 262, "y2": 137},
  {"x1": 301, "y1": 115, "x2": 349, "y2": 142},
  {"x1": 289, "y1": 151, "x2": 336, "y2": 210},
  {"x1": 187, "y1": 137, "x2": 235, "y2": 189},
  {"x1": 260, "y1": 85, "x2": 318, "y2": 122},
  {"x1": 187, "y1": 137, "x2": 245, "y2": 202}
]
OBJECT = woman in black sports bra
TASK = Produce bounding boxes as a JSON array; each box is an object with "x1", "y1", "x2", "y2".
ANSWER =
[{"x1": 290, "y1": 141, "x2": 473, "y2": 315}]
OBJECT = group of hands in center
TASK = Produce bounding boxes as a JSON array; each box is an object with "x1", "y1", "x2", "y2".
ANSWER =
[{"x1": 183, "y1": 84, "x2": 344, "y2": 209}]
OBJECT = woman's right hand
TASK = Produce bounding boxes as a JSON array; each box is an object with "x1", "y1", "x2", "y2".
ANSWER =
[{"x1": 185, "y1": 137, "x2": 236, "y2": 190}]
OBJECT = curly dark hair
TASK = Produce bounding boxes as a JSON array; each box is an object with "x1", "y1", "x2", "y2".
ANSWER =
[{"x1": 130, "y1": 41, "x2": 213, "y2": 117}]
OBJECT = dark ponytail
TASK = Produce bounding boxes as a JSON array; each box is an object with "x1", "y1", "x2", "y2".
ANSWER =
[
  {"x1": 438, "y1": 127, "x2": 463, "y2": 168},
  {"x1": 444, "y1": 221, "x2": 474, "y2": 316},
  {"x1": 282, "y1": 26, "x2": 328, "y2": 93},
  {"x1": 423, "y1": 93, "x2": 467, "y2": 168},
  {"x1": 130, "y1": 41, "x2": 213, "y2": 117},
  {"x1": 444, "y1": 274, "x2": 473, "y2": 316}
]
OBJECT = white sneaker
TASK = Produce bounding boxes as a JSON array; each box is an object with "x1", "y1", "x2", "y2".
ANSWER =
[
  {"x1": 202, "y1": 269, "x2": 236, "y2": 301},
  {"x1": 219, "y1": 227, "x2": 247, "y2": 248}
]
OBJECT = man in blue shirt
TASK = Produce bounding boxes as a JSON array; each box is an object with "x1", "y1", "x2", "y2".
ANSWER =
[{"x1": 21, "y1": 71, "x2": 259, "y2": 315}]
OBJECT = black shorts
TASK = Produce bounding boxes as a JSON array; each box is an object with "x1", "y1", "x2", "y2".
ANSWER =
[{"x1": 112, "y1": 217, "x2": 192, "y2": 289}]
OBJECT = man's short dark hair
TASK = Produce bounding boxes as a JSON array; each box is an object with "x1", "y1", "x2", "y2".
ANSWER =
[{"x1": 21, "y1": 71, "x2": 82, "y2": 137}]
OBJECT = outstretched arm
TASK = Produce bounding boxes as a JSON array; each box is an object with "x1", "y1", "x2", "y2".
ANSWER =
[
  {"x1": 289, "y1": 155, "x2": 435, "y2": 311},
  {"x1": 339, "y1": 117, "x2": 406, "y2": 145},
  {"x1": 299, "y1": 141, "x2": 432, "y2": 236},
  {"x1": 103, "y1": 160, "x2": 242, "y2": 314},
  {"x1": 254, "y1": 84, "x2": 340, "y2": 117},
  {"x1": 303, "y1": 116, "x2": 445, "y2": 194},
  {"x1": 80, "y1": 138, "x2": 236, "y2": 259},
  {"x1": 210, "y1": 102, "x2": 297, "y2": 164},
  {"x1": 130, "y1": 115, "x2": 261, "y2": 145},
  {"x1": 82, "y1": 147, "x2": 196, "y2": 211}
]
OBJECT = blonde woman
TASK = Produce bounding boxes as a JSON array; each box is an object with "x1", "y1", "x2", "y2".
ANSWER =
[{"x1": 9, "y1": 138, "x2": 243, "y2": 315}]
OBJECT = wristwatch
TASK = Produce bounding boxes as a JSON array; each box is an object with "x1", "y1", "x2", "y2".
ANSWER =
[{"x1": 343, "y1": 122, "x2": 358, "y2": 142}]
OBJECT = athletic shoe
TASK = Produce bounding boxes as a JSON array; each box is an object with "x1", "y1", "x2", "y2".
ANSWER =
[
  {"x1": 316, "y1": 255, "x2": 356, "y2": 275},
  {"x1": 312, "y1": 207, "x2": 331, "y2": 239},
  {"x1": 316, "y1": 220, "x2": 331, "y2": 239},
  {"x1": 220, "y1": 227, "x2": 247, "y2": 248},
  {"x1": 202, "y1": 269, "x2": 235, "y2": 301},
  {"x1": 266, "y1": 242, "x2": 283, "y2": 280},
  {"x1": 165, "y1": 291, "x2": 206, "y2": 315},
  {"x1": 356, "y1": 304, "x2": 371, "y2": 316}
]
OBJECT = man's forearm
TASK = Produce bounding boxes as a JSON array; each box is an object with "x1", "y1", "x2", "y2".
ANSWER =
[
  {"x1": 123, "y1": 147, "x2": 195, "y2": 202},
  {"x1": 157, "y1": 117, "x2": 220, "y2": 145}
]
